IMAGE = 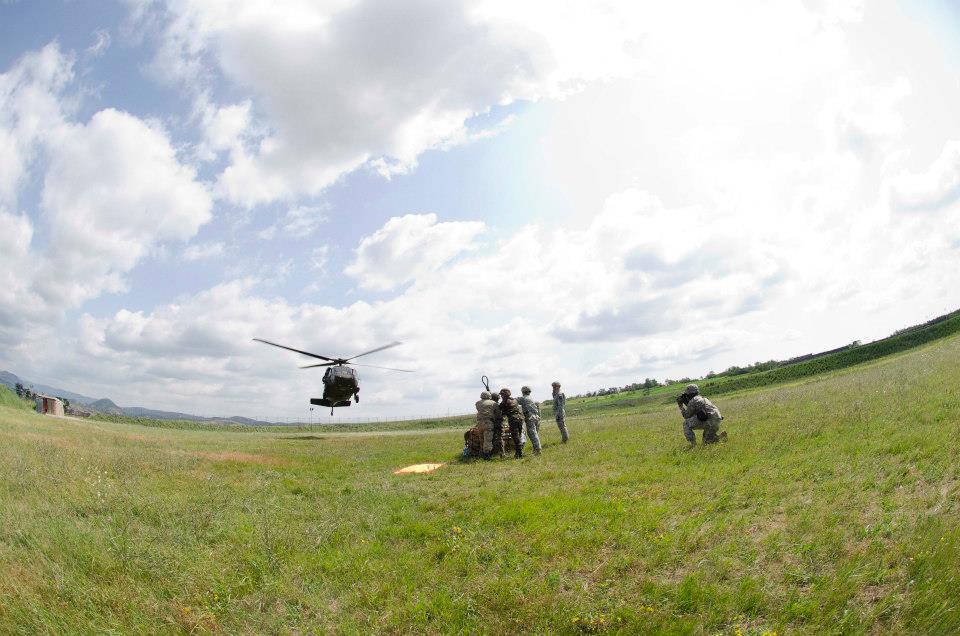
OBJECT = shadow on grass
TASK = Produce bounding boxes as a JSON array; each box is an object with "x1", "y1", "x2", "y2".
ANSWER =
[{"x1": 278, "y1": 435, "x2": 328, "y2": 441}]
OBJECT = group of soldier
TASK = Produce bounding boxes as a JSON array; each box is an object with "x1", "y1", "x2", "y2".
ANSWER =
[
  {"x1": 466, "y1": 381, "x2": 570, "y2": 459},
  {"x1": 465, "y1": 380, "x2": 727, "y2": 458}
]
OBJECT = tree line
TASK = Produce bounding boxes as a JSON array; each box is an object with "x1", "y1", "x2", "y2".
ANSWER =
[{"x1": 14, "y1": 383, "x2": 70, "y2": 409}]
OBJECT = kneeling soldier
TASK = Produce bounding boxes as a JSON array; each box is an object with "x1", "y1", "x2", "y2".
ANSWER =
[{"x1": 677, "y1": 384, "x2": 725, "y2": 447}]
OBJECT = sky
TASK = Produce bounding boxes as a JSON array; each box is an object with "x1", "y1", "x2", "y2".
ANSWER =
[{"x1": 2, "y1": 0, "x2": 960, "y2": 421}]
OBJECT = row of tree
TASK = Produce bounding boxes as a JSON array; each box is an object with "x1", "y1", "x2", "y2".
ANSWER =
[{"x1": 14, "y1": 383, "x2": 70, "y2": 409}]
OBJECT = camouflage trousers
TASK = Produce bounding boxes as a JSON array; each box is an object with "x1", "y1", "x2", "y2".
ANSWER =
[
  {"x1": 476, "y1": 419, "x2": 494, "y2": 454},
  {"x1": 555, "y1": 413, "x2": 569, "y2": 442},
  {"x1": 492, "y1": 422, "x2": 504, "y2": 457},
  {"x1": 683, "y1": 417, "x2": 720, "y2": 445},
  {"x1": 508, "y1": 420, "x2": 524, "y2": 458},
  {"x1": 524, "y1": 415, "x2": 542, "y2": 452}
]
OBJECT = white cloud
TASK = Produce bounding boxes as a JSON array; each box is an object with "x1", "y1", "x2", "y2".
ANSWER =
[
  {"x1": 0, "y1": 43, "x2": 72, "y2": 208},
  {"x1": 0, "y1": 45, "x2": 213, "y2": 348},
  {"x1": 86, "y1": 29, "x2": 112, "y2": 58},
  {"x1": 133, "y1": 0, "x2": 639, "y2": 206},
  {"x1": 309, "y1": 245, "x2": 330, "y2": 272},
  {"x1": 345, "y1": 213, "x2": 485, "y2": 291},
  {"x1": 890, "y1": 140, "x2": 960, "y2": 212},
  {"x1": 258, "y1": 204, "x2": 328, "y2": 240},
  {"x1": 833, "y1": 77, "x2": 911, "y2": 159},
  {"x1": 586, "y1": 331, "x2": 747, "y2": 377},
  {"x1": 37, "y1": 108, "x2": 212, "y2": 307},
  {"x1": 183, "y1": 241, "x2": 224, "y2": 261}
]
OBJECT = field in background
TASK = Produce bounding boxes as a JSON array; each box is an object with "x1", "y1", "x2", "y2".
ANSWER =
[
  {"x1": 88, "y1": 410, "x2": 474, "y2": 434},
  {"x1": 2, "y1": 334, "x2": 960, "y2": 633},
  {"x1": 562, "y1": 307, "x2": 960, "y2": 420}
]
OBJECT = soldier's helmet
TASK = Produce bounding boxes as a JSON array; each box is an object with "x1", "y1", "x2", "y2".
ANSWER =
[
  {"x1": 551, "y1": 381, "x2": 561, "y2": 387},
  {"x1": 481, "y1": 391, "x2": 491, "y2": 400},
  {"x1": 521, "y1": 385, "x2": 531, "y2": 394},
  {"x1": 684, "y1": 383, "x2": 700, "y2": 396},
  {"x1": 499, "y1": 388, "x2": 512, "y2": 398}
]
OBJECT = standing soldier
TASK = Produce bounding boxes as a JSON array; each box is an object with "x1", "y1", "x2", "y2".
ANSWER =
[
  {"x1": 499, "y1": 388, "x2": 525, "y2": 459},
  {"x1": 551, "y1": 381, "x2": 569, "y2": 443},
  {"x1": 489, "y1": 389, "x2": 504, "y2": 457},
  {"x1": 474, "y1": 391, "x2": 499, "y2": 459},
  {"x1": 518, "y1": 386, "x2": 542, "y2": 455},
  {"x1": 676, "y1": 384, "x2": 725, "y2": 447}
]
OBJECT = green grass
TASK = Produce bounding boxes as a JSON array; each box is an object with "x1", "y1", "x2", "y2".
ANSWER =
[
  {"x1": 2, "y1": 334, "x2": 960, "y2": 634},
  {"x1": 0, "y1": 385, "x2": 33, "y2": 412}
]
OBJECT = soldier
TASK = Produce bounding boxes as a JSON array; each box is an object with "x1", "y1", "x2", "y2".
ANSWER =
[
  {"x1": 489, "y1": 389, "x2": 505, "y2": 457},
  {"x1": 551, "y1": 381, "x2": 569, "y2": 443},
  {"x1": 518, "y1": 386, "x2": 542, "y2": 455},
  {"x1": 474, "y1": 391, "x2": 499, "y2": 459},
  {"x1": 499, "y1": 388, "x2": 525, "y2": 459},
  {"x1": 677, "y1": 383, "x2": 726, "y2": 447}
]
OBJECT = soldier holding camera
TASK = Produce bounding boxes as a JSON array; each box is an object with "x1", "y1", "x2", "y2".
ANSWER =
[{"x1": 676, "y1": 384, "x2": 725, "y2": 447}]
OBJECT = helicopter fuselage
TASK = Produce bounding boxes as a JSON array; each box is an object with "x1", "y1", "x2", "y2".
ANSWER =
[{"x1": 310, "y1": 365, "x2": 359, "y2": 408}]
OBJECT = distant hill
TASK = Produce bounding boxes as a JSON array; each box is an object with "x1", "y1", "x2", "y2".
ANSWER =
[
  {"x1": 1, "y1": 370, "x2": 276, "y2": 425},
  {"x1": 123, "y1": 406, "x2": 206, "y2": 421},
  {"x1": 88, "y1": 398, "x2": 124, "y2": 415},
  {"x1": 0, "y1": 371, "x2": 97, "y2": 405},
  {"x1": 0, "y1": 370, "x2": 269, "y2": 424}
]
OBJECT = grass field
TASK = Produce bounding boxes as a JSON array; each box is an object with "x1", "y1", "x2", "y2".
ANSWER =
[{"x1": 2, "y1": 333, "x2": 960, "y2": 634}]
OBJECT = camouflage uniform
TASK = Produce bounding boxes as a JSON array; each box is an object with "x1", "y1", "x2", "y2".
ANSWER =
[
  {"x1": 490, "y1": 391, "x2": 505, "y2": 457},
  {"x1": 679, "y1": 384, "x2": 723, "y2": 445},
  {"x1": 499, "y1": 391, "x2": 525, "y2": 458},
  {"x1": 552, "y1": 385, "x2": 569, "y2": 442},
  {"x1": 517, "y1": 389, "x2": 542, "y2": 454},
  {"x1": 474, "y1": 392, "x2": 499, "y2": 457}
]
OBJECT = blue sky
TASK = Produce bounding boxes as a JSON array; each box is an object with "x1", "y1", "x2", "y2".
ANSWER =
[{"x1": 2, "y1": 1, "x2": 960, "y2": 420}]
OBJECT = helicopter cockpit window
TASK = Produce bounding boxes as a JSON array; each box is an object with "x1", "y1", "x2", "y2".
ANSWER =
[{"x1": 328, "y1": 366, "x2": 356, "y2": 379}]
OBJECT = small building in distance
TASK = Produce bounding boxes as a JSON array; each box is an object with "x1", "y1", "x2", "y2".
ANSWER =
[{"x1": 35, "y1": 395, "x2": 64, "y2": 416}]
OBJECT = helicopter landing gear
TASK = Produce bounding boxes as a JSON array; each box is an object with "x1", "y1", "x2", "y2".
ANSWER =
[{"x1": 354, "y1": 392, "x2": 360, "y2": 404}]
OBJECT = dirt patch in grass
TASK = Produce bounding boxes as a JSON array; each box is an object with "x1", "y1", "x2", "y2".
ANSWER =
[{"x1": 394, "y1": 462, "x2": 444, "y2": 474}]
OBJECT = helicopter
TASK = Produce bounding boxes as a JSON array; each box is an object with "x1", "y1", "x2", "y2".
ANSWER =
[{"x1": 253, "y1": 338, "x2": 414, "y2": 415}]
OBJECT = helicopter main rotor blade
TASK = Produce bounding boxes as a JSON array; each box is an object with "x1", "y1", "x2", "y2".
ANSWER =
[
  {"x1": 346, "y1": 341, "x2": 403, "y2": 361},
  {"x1": 350, "y1": 362, "x2": 415, "y2": 373},
  {"x1": 299, "y1": 362, "x2": 337, "y2": 369},
  {"x1": 253, "y1": 338, "x2": 337, "y2": 362}
]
